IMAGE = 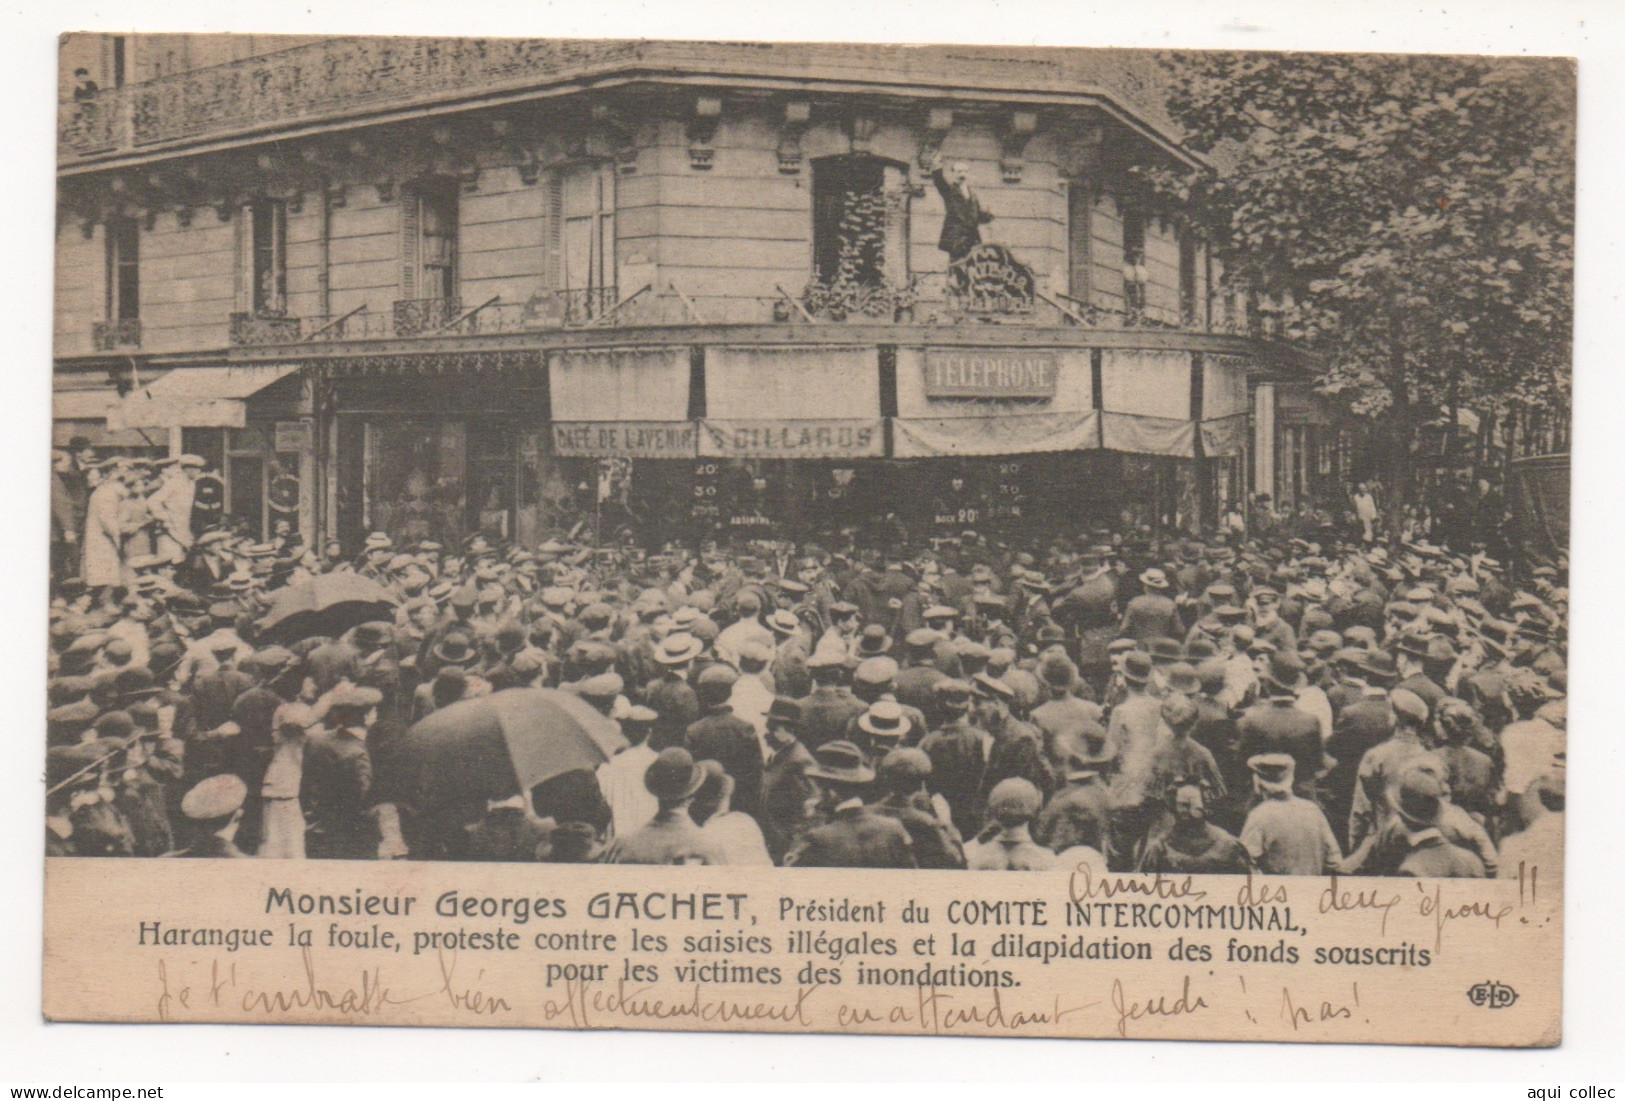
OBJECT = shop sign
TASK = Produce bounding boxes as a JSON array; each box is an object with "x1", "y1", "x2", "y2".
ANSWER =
[
  {"x1": 274, "y1": 420, "x2": 314, "y2": 452},
  {"x1": 945, "y1": 244, "x2": 1037, "y2": 315},
  {"x1": 923, "y1": 348, "x2": 1058, "y2": 399},
  {"x1": 551, "y1": 422, "x2": 697, "y2": 458},
  {"x1": 700, "y1": 420, "x2": 884, "y2": 458}
]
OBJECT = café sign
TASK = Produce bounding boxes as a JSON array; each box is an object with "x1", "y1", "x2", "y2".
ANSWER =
[
  {"x1": 923, "y1": 348, "x2": 1059, "y2": 400},
  {"x1": 552, "y1": 421, "x2": 697, "y2": 458}
]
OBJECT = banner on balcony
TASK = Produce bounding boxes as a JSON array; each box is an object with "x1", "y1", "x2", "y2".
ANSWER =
[
  {"x1": 551, "y1": 422, "x2": 698, "y2": 458},
  {"x1": 1101, "y1": 412, "x2": 1196, "y2": 458},
  {"x1": 892, "y1": 410, "x2": 1101, "y2": 458},
  {"x1": 699, "y1": 420, "x2": 885, "y2": 459},
  {"x1": 1100, "y1": 348, "x2": 1193, "y2": 422},
  {"x1": 704, "y1": 346, "x2": 879, "y2": 420},
  {"x1": 1200, "y1": 412, "x2": 1251, "y2": 457},
  {"x1": 549, "y1": 347, "x2": 691, "y2": 422}
]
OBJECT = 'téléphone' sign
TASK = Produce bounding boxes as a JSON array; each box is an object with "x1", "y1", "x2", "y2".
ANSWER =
[{"x1": 923, "y1": 348, "x2": 1059, "y2": 399}]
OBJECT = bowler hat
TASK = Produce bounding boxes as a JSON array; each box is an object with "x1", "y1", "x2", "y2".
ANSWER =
[
  {"x1": 432, "y1": 632, "x2": 479, "y2": 667},
  {"x1": 987, "y1": 777, "x2": 1043, "y2": 823},
  {"x1": 644, "y1": 747, "x2": 706, "y2": 801},
  {"x1": 877, "y1": 747, "x2": 932, "y2": 788},
  {"x1": 1392, "y1": 765, "x2": 1445, "y2": 829},
  {"x1": 1121, "y1": 651, "x2": 1153, "y2": 686},
  {"x1": 766, "y1": 696, "x2": 803, "y2": 729}
]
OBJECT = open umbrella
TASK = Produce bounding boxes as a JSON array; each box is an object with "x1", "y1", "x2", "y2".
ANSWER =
[
  {"x1": 257, "y1": 572, "x2": 399, "y2": 644},
  {"x1": 397, "y1": 687, "x2": 628, "y2": 810}
]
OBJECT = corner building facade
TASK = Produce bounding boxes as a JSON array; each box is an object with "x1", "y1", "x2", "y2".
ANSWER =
[{"x1": 55, "y1": 36, "x2": 1303, "y2": 550}]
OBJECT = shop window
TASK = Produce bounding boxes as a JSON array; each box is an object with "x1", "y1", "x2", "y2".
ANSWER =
[
  {"x1": 364, "y1": 420, "x2": 469, "y2": 547},
  {"x1": 105, "y1": 216, "x2": 139, "y2": 321},
  {"x1": 811, "y1": 155, "x2": 910, "y2": 289},
  {"x1": 247, "y1": 198, "x2": 287, "y2": 316},
  {"x1": 556, "y1": 161, "x2": 617, "y2": 319}
]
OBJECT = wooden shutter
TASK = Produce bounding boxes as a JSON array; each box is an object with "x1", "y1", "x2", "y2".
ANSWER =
[
  {"x1": 234, "y1": 202, "x2": 252, "y2": 313},
  {"x1": 1067, "y1": 180, "x2": 1092, "y2": 303},
  {"x1": 544, "y1": 171, "x2": 563, "y2": 293},
  {"x1": 399, "y1": 188, "x2": 420, "y2": 301}
]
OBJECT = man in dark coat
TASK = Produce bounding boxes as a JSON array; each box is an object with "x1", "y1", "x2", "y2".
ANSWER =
[
  {"x1": 919, "y1": 679, "x2": 994, "y2": 841},
  {"x1": 1235, "y1": 654, "x2": 1325, "y2": 803},
  {"x1": 646, "y1": 633, "x2": 703, "y2": 751},
  {"x1": 798, "y1": 647, "x2": 867, "y2": 752},
  {"x1": 758, "y1": 697, "x2": 817, "y2": 863},
  {"x1": 1118, "y1": 568, "x2": 1180, "y2": 643},
  {"x1": 871, "y1": 747, "x2": 965, "y2": 869},
  {"x1": 784, "y1": 742, "x2": 916, "y2": 868},
  {"x1": 166, "y1": 774, "x2": 250, "y2": 858},
  {"x1": 930, "y1": 153, "x2": 993, "y2": 263},
  {"x1": 301, "y1": 686, "x2": 382, "y2": 860},
  {"x1": 684, "y1": 664, "x2": 765, "y2": 819}
]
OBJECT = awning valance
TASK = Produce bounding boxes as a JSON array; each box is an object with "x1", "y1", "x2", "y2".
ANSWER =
[
  {"x1": 1202, "y1": 355, "x2": 1252, "y2": 421},
  {"x1": 701, "y1": 346, "x2": 883, "y2": 458},
  {"x1": 549, "y1": 347, "x2": 694, "y2": 457},
  {"x1": 892, "y1": 346, "x2": 1097, "y2": 457},
  {"x1": 107, "y1": 364, "x2": 303, "y2": 430}
]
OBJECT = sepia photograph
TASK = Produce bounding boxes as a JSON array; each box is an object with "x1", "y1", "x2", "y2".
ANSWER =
[
  {"x1": 48, "y1": 34, "x2": 1570, "y2": 879},
  {"x1": 33, "y1": 20, "x2": 1584, "y2": 1051}
]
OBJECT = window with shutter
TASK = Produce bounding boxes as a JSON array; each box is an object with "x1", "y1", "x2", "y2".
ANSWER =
[{"x1": 558, "y1": 161, "x2": 616, "y2": 319}]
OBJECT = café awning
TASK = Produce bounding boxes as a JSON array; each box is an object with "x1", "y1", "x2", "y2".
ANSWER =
[
  {"x1": 1200, "y1": 354, "x2": 1252, "y2": 457},
  {"x1": 107, "y1": 364, "x2": 303, "y2": 430},
  {"x1": 549, "y1": 347, "x2": 696, "y2": 458},
  {"x1": 892, "y1": 346, "x2": 1097, "y2": 458},
  {"x1": 701, "y1": 346, "x2": 883, "y2": 458},
  {"x1": 1100, "y1": 348, "x2": 1196, "y2": 457}
]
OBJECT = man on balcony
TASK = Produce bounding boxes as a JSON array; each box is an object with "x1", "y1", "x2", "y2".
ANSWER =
[{"x1": 930, "y1": 151, "x2": 994, "y2": 264}]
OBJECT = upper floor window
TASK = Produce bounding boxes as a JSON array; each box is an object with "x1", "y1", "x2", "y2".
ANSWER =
[
  {"x1": 104, "y1": 215, "x2": 139, "y2": 321},
  {"x1": 557, "y1": 161, "x2": 617, "y2": 311},
  {"x1": 1122, "y1": 207, "x2": 1147, "y2": 311},
  {"x1": 1178, "y1": 231, "x2": 1199, "y2": 325},
  {"x1": 247, "y1": 197, "x2": 287, "y2": 316},
  {"x1": 811, "y1": 155, "x2": 910, "y2": 290},
  {"x1": 402, "y1": 178, "x2": 459, "y2": 303}
]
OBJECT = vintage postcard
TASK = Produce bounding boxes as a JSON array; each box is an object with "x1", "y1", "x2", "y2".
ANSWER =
[{"x1": 44, "y1": 33, "x2": 1569, "y2": 1045}]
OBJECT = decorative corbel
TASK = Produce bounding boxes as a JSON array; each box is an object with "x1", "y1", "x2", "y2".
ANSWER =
[
  {"x1": 917, "y1": 107, "x2": 954, "y2": 170},
  {"x1": 589, "y1": 103, "x2": 639, "y2": 173},
  {"x1": 1000, "y1": 110, "x2": 1039, "y2": 184},
  {"x1": 687, "y1": 96, "x2": 722, "y2": 170},
  {"x1": 429, "y1": 124, "x2": 481, "y2": 192},
  {"x1": 777, "y1": 100, "x2": 812, "y2": 174},
  {"x1": 490, "y1": 118, "x2": 541, "y2": 185},
  {"x1": 850, "y1": 112, "x2": 879, "y2": 154}
]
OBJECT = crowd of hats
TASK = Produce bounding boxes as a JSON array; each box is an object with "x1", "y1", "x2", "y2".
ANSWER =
[{"x1": 43, "y1": 515, "x2": 1567, "y2": 871}]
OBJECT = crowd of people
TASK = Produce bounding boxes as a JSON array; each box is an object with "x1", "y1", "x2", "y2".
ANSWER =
[{"x1": 46, "y1": 451, "x2": 1567, "y2": 878}]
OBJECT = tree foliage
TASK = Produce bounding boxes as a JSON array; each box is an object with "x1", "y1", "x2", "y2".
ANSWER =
[{"x1": 1149, "y1": 52, "x2": 1574, "y2": 441}]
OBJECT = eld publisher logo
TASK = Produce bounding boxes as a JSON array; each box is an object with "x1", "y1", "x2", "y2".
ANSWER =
[{"x1": 1466, "y1": 980, "x2": 1519, "y2": 1009}]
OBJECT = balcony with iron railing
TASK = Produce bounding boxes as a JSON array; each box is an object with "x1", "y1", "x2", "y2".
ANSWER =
[
  {"x1": 92, "y1": 318, "x2": 142, "y2": 351},
  {"x1": 58, "y1": 37, "x2": 1176, "y2": 164},
  {"x1": 220, "y1": 278, "x2": 1264, "y2": 355}
]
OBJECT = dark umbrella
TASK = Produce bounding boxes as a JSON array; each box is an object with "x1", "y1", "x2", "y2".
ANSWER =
[
  {"x1": 397, "y1": 687, "x2": 628, "y2": 809},
  {"x1": 257, "y1": 572, "x2": 399, "y2": 644}
]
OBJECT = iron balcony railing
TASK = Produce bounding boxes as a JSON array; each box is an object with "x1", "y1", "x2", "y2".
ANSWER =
[
  {"x1": 221, "y1": 282, "x2": 1266, "y2": 347},
  {"x1": 92, "y1": 318, "x2": 142, "y2": 351}
]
